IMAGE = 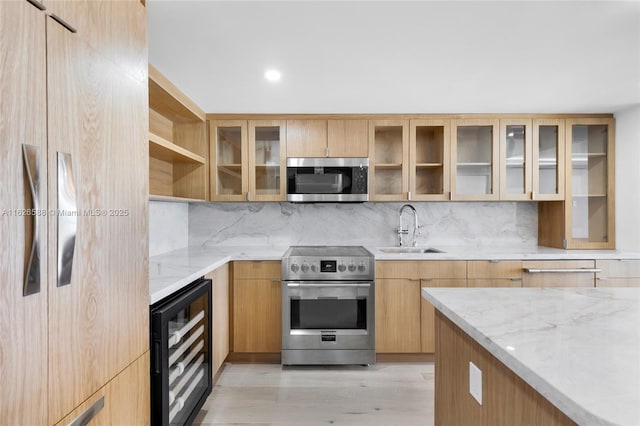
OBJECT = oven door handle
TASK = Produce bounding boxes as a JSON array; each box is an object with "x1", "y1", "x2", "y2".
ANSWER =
[{"x1": 286, "y1": 283, "x2": 371, "y2": 288}]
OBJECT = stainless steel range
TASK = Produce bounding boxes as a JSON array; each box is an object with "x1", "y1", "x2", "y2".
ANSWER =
[{"x1": 281, "y1": 246, "x2": 375, "y2": 365}]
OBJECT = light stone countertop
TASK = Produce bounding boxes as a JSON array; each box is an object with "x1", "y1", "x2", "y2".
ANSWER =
[
  {"x1": 149, "y1": 245, "x2": 287, "y2": 304},
  {"x1": 149, "y1": 245, "x2": 640, "y2": 305},
  {"x1": 421, "y1": 287, "x2": 640, "y2": 426},
  {"x1": 371, "y1": 245, "x2": 640, "y2": 260}
]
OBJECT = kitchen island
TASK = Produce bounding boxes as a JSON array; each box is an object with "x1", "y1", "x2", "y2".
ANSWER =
[{"x1": 421, "y1": 287, "x2": 640, "y2": 426}]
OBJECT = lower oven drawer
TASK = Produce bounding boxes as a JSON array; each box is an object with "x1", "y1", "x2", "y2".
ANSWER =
[{"x1": 283, "y1": 329, "x2": 374, "y2": 350}]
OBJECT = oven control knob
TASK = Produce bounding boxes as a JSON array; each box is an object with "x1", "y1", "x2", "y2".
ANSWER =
[
  {"x1": 358, "y1": 262, "x2": 366, "y2": 272},
  {"x1": 348, "y1": 262, "x2": 356, "y2": 272},
  {"x1": 310, "y1": 263, "x2": 318, "y2": 273},
  {"x1": 290, "y1": 263, "x2": 299, "y2": 273},
  {"x1": 338, "y1": 262, "x2": 346, "y2": 272},
  {"x1": 301, "y1": 263, "x2": 310, "y2": 273}
]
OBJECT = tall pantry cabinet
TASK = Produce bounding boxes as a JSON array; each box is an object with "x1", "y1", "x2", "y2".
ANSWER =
[{"x1": 1, "y1": 1, "x2": 149, "y2": 425}]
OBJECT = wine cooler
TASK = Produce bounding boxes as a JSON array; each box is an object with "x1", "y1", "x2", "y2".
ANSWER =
[{"x1": 151, "y1": 278, "x2": 212, "y2": 426}]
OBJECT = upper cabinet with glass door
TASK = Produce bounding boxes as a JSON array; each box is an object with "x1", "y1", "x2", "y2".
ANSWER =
[
  {"x1": 532, "y1": 119, "x2": 565, "y2": 201},
  {"x1": 499, "y1": 119, "x2": 532, "y2": 200},
  {"x1": 409, "y1": 119, "x2": 450, "y2": 201},
  {"x1": 249, "y1": 120, "x2": 286, "y2": 201},
  {"x1": 451, "y1": 119, "x2": 499, "y2": 200},
  {"x1": 565, "y1": 118, "x2": 615, "y2": 249},
  {"x1": 210, "y1": 120, "x2": 248, "y2": 201},
  {"x1": 369, "y1": 120, "x2": 409, "y2": 201}
]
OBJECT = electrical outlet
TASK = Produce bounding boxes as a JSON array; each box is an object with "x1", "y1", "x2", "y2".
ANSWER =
[{"x1": 469, "y1": 361, "x2": 482, "y2": 405}]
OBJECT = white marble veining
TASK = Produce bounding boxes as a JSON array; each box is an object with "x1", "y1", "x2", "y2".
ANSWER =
[
  {"x1": 189, "y1": 202, "x2": 538, "y2": 249},
  {"x1": 150, "y1": 244, "x2": 640, "y2": 305},
  {"x1": 421, "y1": 287, "x2": 640, "y2": 426},
  {"x1": 149, "y1": 201, "x2": 189, "y2": 256}
]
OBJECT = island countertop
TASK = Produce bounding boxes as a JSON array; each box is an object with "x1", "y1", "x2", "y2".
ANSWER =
[{"x1": 421, "y1": 287, "x2": 640, "y2": 426}]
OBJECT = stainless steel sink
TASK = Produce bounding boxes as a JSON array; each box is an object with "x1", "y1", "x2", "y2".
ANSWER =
[{"x1": 379, "y1": 247, "x2": 445, "y2": 254}]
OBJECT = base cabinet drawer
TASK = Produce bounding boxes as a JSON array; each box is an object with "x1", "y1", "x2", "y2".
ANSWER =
[
  {"x1": 522, "y1": 260, "x2": 596, "y2": 287},
  {"x1": 596, "y1": 260, "x2": 640, "y2": 287},
  {"x1": 54, "y1": 353, "x2": 149, "y2": 426}
]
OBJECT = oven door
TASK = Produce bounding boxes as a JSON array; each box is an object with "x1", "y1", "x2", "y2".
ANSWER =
[{"x1": 282, "y1": 281, "x2": 375, "y2": 350}]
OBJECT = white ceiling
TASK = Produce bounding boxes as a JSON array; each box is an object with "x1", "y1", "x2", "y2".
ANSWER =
[{"x1": 148, "y1": 1, "x2": 640, "y2": 114}]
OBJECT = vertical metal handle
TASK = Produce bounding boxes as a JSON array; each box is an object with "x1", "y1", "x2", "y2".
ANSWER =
[
  {"x1": 57, "y1": 152, "x2": 77, "y2": 286},
  {"x1": 68, "y1": 396, "x2": 104, "y2": 426},
  {"x1": 22, "y1": 144, "x2": 41, "y2": 296}
]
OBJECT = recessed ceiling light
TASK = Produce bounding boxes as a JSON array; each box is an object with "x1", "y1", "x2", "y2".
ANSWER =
[{"x1": 264, "y1": 69, "x2": 281, "y2": 82}]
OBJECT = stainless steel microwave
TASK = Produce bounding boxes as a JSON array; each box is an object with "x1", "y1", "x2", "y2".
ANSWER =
[{"x1": 286, "y1": 157, "x2": 369, "y2": 202}]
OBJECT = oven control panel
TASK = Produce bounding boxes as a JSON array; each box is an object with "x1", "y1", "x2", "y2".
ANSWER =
[{"x1": 283, "y1": 256, "x2": 375, "y2": 281}]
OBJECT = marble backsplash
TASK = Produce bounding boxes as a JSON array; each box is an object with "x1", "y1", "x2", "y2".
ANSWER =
[
  {"x1": 149, "y1": 201, "x2": 189, "y2": 256},
  {"x1": 187, "y1": 202, "x2": 538, "y2": 249}
]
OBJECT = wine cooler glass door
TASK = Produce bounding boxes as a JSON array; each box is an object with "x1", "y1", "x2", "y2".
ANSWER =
[{"x1": 151, "y1": 279, "x2": 212, "y2": 426}]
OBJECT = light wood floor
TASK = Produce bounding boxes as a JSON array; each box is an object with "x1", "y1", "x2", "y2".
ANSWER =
[{"x1": 194, "y1": 363, "x2": 435, "y2": 426}]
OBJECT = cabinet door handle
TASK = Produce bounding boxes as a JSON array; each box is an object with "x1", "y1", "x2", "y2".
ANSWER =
[
  {"x1": 26, "y1": 0, "x2": 46, "y2": 10},
  {"x1": 524, "y1": 268, "x2": 601, "y2": 274},
  {"x1": 49, "y1": 14, "x2": 77, "y2": 33},
  {"x1": 22, "y1": 144, "x2": 41, "y2": 296},
  {"x1": 68, "y1": 396, "x2": 104, "y2": 426},
  {"x1": 57, "y1": 152, "x2": 77, "y2": 286}
]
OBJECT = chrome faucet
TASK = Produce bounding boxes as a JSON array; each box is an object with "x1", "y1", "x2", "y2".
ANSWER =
[{"x1": 398, "y1": 204, "x2": 419, "y2": 247}]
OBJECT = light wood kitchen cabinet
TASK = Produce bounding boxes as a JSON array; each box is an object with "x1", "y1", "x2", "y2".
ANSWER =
[
  {"x1": 596, "y1": 260, "x2": 640, "y2": 287},
  {"x1": 375, "y1": 261, "x2": 466, "y2": 354},
  {"x1": 47, "y1": 12, "x2": 149, "y2": 423},
  {"x1": 327, "y1": 119, "x2": 369, "y2": 157},
  {"x1": 210, "y1": 120, "x2": 248, "y2": 201},
  {"x1": 532, "y1": 119, "x2": 565, "y2": 201},
  {"x1": 249, "y1": 120, "x2": 287, "y2": 201},
  {"x1": 53, "y1": 353, "x2": 149, "y2": 426},
  {"x1": 149, "y1": 65, "x2": 207, "y2": 201},
  {"x1": 369, "y1": 120, "x2": 410, "y2": 201},
  {"x1": 286, "y1": 119, "x2": 368, "y2": 158},
  {"x1": 451, "y1": 119, "x2": 500, "y2": 200},
  {"x1": 420, "y1": 278, "x2": 466, "y2": 353},
  {"x1": 376, "y1": 278, "x2": 422, "y2": 353},
  {"x1": 211, "y1": 120, "x2": 286, "y2": 201},
  {"x1": 522, "y1": 260, "x2": 596, "y2": 287},
  {"x1": 539, "y1": 118, "x2": 615, "y2": 249},
  {"x1": 565, "y1": 118, "x2": 615, "y2": 249},
  {"x1": 1, "y1": 2, "x2": 48, "y2": 424},
  {"x1": 1, "y1": 2, "x2": 149, "y2": 424},
  {"x1": 232, "y1": 261, "x2": 282, "y2": 353},
  {"x1": 419, "y1": 262, "x2": 467, "y2": 353},
  {"x1": 499, "y1": 119, "x2": 532, "y2": 200},
  {"x1": 286, "y1": 119, "x2": 327, "y2": 157},
  {"x1": 206, "y1": 264, "x2": 230, "y2": 377},
  {"x1": 410, "y1": 119, "x2": 451, "y2": 201},
  {"x1": 467, "y1": 260, "x2": 523, "y2": 287}
]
